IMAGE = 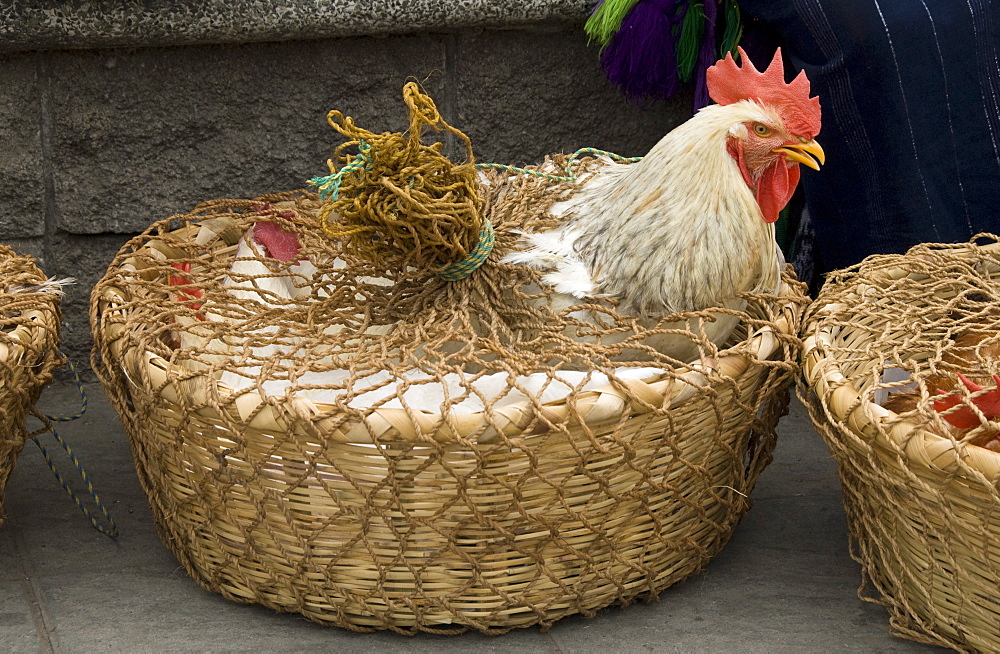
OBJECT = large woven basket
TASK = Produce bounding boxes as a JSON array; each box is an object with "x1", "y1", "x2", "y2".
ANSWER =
[
  {"x1": 91, "y1": 188, "x2": 807, "y2": 633},
  {"x1": 800, "y1": 236, "x2": 1000, "y2": 652},
  {"x1": 0, "y1": 245, "x2": 63, "y2": 520}
]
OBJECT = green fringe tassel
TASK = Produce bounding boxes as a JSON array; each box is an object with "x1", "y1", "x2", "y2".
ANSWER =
[
  {"x1": 585, "y1": 0, "x2": 643, "y2": 48},
  {"x1": 720, "y1": 0, "x2": 743, "y2": 58},
  {"x1": 676, "y1": 1, "x2": 705, "y2": 83}
]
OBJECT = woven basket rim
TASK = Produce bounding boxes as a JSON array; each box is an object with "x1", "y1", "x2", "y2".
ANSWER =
[
  {"x1": 99, "y1": 268, "x2": 801, "y2": 445},
  {"x1": 799, "y1": 237, "x2": 1000, "y2": 653},
  {"x1": 0, "y1": 249, "x2": 64, "y2": 372},
  {"x1": 801, "y1": 239, "x2": 1000, "y2": 482},
  {"x1": 0, "y1": 308, "x2": 53, "y2": 365}
]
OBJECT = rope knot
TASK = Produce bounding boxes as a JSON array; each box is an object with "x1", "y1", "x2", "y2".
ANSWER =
[
  {"x1": 311, "y1": 83, "x2": 488, "y2": 279},
  {"x1": 436, "y1": 220, "x2": 495, "y2": 282},
  {"x1": 310, "y1": 141, "x2": 371, "y2": 202}
]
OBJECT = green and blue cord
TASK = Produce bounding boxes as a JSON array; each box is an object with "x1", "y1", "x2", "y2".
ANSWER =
[
  {"x1": 308, "y1": 145, "x2": 641, "y2": 281},
  {"x1": 32, "y1": 325, "x2": 118, "y2": 538}
]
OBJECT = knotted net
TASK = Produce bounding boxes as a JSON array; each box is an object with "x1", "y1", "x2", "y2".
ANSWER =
[
  {"x1": 800, "y1": 235, "x2": 1000, "y2": 652},
  {"x1": 91, "y1": 85, "x2": 807, "y2": 632},
  {"x1": 0, "y1": 245, "x2": 63, "y2": 520}
]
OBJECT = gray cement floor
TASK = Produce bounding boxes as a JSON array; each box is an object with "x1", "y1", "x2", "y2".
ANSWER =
[{"x1": 0, "y1": 381, "x2": 946, "y2": 653}]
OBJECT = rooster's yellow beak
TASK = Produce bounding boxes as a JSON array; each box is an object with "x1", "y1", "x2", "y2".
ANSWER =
[{"x1": 774, "y1": 139, "x2": 825, "y2": 171}]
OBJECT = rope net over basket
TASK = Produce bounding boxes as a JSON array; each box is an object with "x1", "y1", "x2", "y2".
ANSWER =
[
  {"x1": 0, "y1": 245, "x2": 63, "y2": 520},
  {"x1": 799, "y1": 235, "x2": 1000, "y2": 652},
  {"x1": 314, "y1": 83, "x2": 485, "y2": 274},
  {"x1": 91, "y1": 84, "x2": 807, "y2": 633}
]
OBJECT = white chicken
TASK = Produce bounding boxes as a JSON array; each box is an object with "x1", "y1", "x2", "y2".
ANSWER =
[
  {"x1": 169, "y1": 215, "x2": 316, "y2": 374},
  {"x1": 502, "y1": 47, "x2": 823, "y2": 360},
  {"x1": 171, "y1": 47, "x2": 822, "y2": 408}
]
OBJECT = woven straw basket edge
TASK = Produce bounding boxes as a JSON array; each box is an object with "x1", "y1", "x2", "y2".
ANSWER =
[
  {"x1": 802, "y1": 330, "x2": 1000, "y2": 480},
  {"x1": 89, "y1": 204, "x2": 807, "y2": 633},
  {"x1": 801, "y1": 246, "x2": 1000, "y2": 482},
  {"x1": 797, "y1": 238, "x2": 1000, "y2": 653},
  {"x1": 0, "y1": 267, "x2": 64, "y2": 523},
  {"x1": 97, "y1": 279, "x2": 801, "y2": 445}
]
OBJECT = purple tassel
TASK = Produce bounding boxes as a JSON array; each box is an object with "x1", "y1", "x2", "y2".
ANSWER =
[
  {"x1": 693, "y1": 0, "x2": 718, "y2": 109},
  {"x1": 600, "y1": 0, "x2": 684, "y2": 103}
]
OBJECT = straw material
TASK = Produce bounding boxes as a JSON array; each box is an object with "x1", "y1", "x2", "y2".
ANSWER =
[
  {"x1": 0, "y1": 245, "x2": 64, "y2": 520},
  {"x1": 799, "y1": 235, "x2": 1000, "y2": 652},
  {"x1": 317, "y1": 82, "x2": 484, "y2": 273},
  {"x1": 91, "y1": 167, "x2": 806, "y2": 632}
]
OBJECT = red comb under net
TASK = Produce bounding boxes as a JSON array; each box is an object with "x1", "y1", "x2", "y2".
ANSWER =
[{"x1": 706, "y1": 47, "x2": 822, "y2": 140}]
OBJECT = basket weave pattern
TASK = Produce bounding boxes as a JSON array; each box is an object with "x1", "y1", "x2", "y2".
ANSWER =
[
  {"x1": 800, "y1": 236, "x2": 1000, "y2": 652},
  {"x1": 91, "y1": 183, "x2": 807, "y2": 632},
  {"x1": 0, "y1": 245, "x2": 63, "y2": 519}
]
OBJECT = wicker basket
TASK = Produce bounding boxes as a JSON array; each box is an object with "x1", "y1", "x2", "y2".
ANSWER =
[
  {"x1": 91, "y1": 192, "x2": 806, "y2": 633},
  {"x1": 800, "y1": 236, "x2": 1000, "y2": 652},
  {"x1": 0, "y1": 245, "x2": 64, "y2": 519}
]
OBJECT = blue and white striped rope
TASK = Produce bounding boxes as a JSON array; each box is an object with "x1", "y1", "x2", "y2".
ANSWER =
[{"x1": 31, "y1": 341, "x2": 118, "y2": 539}]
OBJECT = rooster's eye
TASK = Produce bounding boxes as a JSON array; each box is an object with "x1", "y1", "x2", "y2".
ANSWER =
[{"x1": 752, "y1": 123, "x2": 772, "y2": 137}]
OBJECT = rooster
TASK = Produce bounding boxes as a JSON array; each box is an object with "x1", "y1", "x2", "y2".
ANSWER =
[
  {"x1": 882, "y1": 314, "x2": 1000, "y2": 452},
  {"x1": 503, "y1": 47, "x2": 823, "y2": 358},
  {"x1": 171, "y1": 47, "x2": 822, "y2": 397},
  {"x1": 883, "y1": 373, "x2": 1000, "y2": 452},
  {"x1": 168, "y1": 209, "x2": 318, "y2": 370}
]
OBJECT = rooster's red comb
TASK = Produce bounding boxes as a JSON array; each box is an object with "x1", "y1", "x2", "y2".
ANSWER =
[
  {"x1": 706, "y1": 47, "x2": 822, "y2": 140},
  {"x1": 933, "y1": 373, "x2": 1000, "y2": 429}
]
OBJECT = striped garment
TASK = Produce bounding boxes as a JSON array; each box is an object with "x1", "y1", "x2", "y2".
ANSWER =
[{"x1": 739, "y1": 0, "x2": 1000, "y2": 286}]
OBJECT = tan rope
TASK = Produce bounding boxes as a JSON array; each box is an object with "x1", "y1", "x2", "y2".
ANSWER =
[
  {"x1": 316, "y1": 82, "x2": 484, "y2": 274},
  {"x1": 89, "y1": 88, "x2": 809, "y2": 632},
  {"x1": 800, "y1": 234, "x2": 1000, "y2": 652},
  {"x1": 0, "y1": 245, "x2": 64, "y2": 521}
]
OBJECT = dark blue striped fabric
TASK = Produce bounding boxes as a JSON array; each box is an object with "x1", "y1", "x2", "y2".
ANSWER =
[{"x1": 739, "y1": 0, "x2": 1000, "y2": 281}]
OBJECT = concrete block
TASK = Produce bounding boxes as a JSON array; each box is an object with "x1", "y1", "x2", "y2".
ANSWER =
[
  {"x1": 45, "y1": 233, "x2": 135, "y2": 373},
  {"x1": 48, "y1": 36, "x2": 446, "y2": 235},
  {"x1": 1, "y1": 0, "x2": 592, "y2": 51},
  {"x1": 11, "y1": 382, "x2": 185, "y2": 577},
  {"x1": 0, "y1": 238, "x2": 45, "y2": 269},
  {"x1": 453, "y1": 27, "x2": 693, "y2": 166},
  {"x1": 0, "y1": 53, "x2": 45, "y2": 239},
  {"x1": 0, "y1": 532, "x2": 21, "y2": 582},
  {"x1": 0, "y1": 581, "x2": 40, "y2": 653}
]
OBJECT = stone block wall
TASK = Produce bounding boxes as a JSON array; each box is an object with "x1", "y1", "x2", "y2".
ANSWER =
[{"x1": 0, "y1": 4, "x2": 692, "y2": 374}]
